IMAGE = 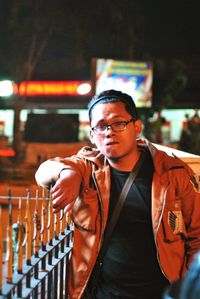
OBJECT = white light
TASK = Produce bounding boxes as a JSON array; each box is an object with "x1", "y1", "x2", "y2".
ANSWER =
[
  {"x1": 77, "y1": 82, "x2": 91, "y2": 95},
  {"x1": 0, "y1": 80, "x2": 14, "y2": 97}
]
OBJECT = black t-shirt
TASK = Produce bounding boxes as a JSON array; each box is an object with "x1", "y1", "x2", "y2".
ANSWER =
[{"x1": 95, "y1": 150, "x2": 169, "y2": 299}]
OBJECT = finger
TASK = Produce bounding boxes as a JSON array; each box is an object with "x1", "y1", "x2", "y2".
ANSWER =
[
  {"x1": 52, "y1": 195, "x2": 66, "y2": 209},
  {"x1": 53, "y1": 197, "x2": 71, "y2": 212},
  {"x1": 53, "y1": 198, "x2": 75, "y2": 214},
  {"x1": 63, "y1": 201, "x2": 75, "y2": 214},
  {"x1": 51, "y1": 179, "x2": 63, "y2": 193},
  {"x1": 51, "y1": 188, "x2": 64, "y2": 201}
]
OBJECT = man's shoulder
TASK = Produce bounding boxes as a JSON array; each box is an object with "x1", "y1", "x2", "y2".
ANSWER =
[
  {"x1": 75, "y1": 146, "x2": 107, "y2": 170},
  {"x1": 152, "y1": 143, "x2": 200, "y2": 175},
  {"x1": 77, "y1": 146, "x2": 101, "y2": 157}
]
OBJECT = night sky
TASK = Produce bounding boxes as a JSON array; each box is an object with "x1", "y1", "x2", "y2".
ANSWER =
[
  {"x1": 142, "y1": 1, "x2": 199, "y2": 57},
  {"x1": 0, "y1": 0, "x2": 199, "y2": 106}
]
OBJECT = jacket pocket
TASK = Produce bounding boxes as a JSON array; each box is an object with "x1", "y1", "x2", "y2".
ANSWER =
[
  {"x1": 162, "y1": 199, "x2": 187, "y2": 242},
  {"x1": 72, "y1": 187, "x2": 99, "y2": 232}
]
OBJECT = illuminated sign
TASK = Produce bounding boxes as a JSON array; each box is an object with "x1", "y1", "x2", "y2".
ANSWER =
[
  {"x1": 18, "y1": 81, "x2": 91, "y2": 96},
  {"x1": 92, "y1": 58, "x2": 153, "y2": 108},
  {"x1": 0, "y1": 148, "x2": 15, "y2": 157}
]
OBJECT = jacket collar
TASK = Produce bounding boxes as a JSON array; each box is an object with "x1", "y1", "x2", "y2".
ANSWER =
[{"x1": 78, "y1": 139, "x2": 193, "y2": 176}]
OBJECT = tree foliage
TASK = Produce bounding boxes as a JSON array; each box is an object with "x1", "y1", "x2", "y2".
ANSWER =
[
  {"x1": 0, "y1": 0, "x2": 56, "y2": 162},
  {"x1": 153, "y1": 58, "x2": 188, "y2": 111},
  {"x1": 0, "y1": 0, "x2": 56, "y2": 82}
]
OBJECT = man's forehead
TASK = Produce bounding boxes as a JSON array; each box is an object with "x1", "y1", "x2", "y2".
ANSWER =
[
  {"x1": 91, "y1": 101, "x2": 125, "y2": 111},
  {"x1": 90, "y1": 102, "x2": 129, "y2": 123},
  {"x1": 91, "y1": 101, "x2": 126, "y2": 113}
]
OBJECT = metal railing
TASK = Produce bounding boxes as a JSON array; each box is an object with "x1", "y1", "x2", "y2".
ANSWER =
[{"x1": 0, "y1": 188, "x2": 73, "y2": 299}]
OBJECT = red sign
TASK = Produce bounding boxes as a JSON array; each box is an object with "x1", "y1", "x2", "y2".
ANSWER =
[
  {"x1": 18, "y1": 81, "x2": 91, "y2": 96},
  {"x1": 0, "y1": 148, "x2": 15, "y2": 157}
]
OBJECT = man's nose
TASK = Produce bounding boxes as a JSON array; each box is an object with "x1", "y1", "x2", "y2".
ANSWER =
[
  {"x1": 106, "y1": 124, "x2": 112, "y2": 131},
  {"x1": 105, "y1": 125, "x2": 115, "y2": 135}
]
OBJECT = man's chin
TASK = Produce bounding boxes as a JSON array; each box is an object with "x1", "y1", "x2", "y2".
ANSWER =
[{"x1": 104, "y1": 152, "x2": 121, "y2": 161}]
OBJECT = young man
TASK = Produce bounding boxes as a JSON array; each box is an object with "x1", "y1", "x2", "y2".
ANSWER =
[{"x1": 35, "y1": 90, "x2": 200, "y2": 299}]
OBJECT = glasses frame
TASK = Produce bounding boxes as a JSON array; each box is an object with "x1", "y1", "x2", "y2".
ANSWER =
[{"x1": 91, "y1": 118, "x2": 135, "y2": 135}]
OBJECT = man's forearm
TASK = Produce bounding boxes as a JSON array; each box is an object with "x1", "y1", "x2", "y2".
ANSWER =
[{"x1": 35, "y1": 159, "x2": 73, "y2": 187}]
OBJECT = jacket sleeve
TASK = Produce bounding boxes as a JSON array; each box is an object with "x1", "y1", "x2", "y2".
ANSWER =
[
  {"x1": 35, "y1": 154, "x2": 87, "y2": 188},
  {"x1": 181, "y1": 169, "x2": 200, "y2": 268}
]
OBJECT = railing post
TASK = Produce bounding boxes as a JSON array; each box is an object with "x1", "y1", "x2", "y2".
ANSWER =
[
  {"x1": 6, "y1": 189, "x2": 13, "y2": 286},
  {"x1": 16, "y1": 198, "x2": 24, "y2": 298}
]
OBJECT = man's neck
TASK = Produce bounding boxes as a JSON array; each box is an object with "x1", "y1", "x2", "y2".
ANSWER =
[{"x1": 107, "y1": 150, "x2": 141, "y2": 172}]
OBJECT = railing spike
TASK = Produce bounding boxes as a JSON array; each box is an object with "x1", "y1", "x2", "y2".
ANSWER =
[
  {"x1": 17, "y1": 198, "x2": 24, "y2": 273},
  {"x1": 25, "y1": 189, "x2": 32, "y2": 265},
  {"x1": 6, "y1": 188, "x2": 13, "y2": 283},
  {"x1": 41, "y1": 187, "x2": 48, "y2": 250},
  {"x1": 47, "y1": 189, "x2": 54, "y2": 245},
  {"x1": 33, "y1": 189, "x2": 41, "y2": 256}
]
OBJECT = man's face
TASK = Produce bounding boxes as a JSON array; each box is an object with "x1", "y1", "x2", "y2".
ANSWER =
[{"x1": 90, "y1": 101, "x2": 142, "y2": 162}]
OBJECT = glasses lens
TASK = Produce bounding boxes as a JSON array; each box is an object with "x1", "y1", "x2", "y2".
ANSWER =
[
  {"x1": 93, "y1": 119, "x2": 133, "y2": 135},
  {"x1": 112, "y1": 122, "x2": 126, "y2": 131},
  {"x1": 94, "y1": 125, "x2": 106, "y2": 134}
]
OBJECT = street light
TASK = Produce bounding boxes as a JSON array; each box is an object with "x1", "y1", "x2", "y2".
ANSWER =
[{"x1": 0, "y1": 80, "x2": 17, "y2": 97}]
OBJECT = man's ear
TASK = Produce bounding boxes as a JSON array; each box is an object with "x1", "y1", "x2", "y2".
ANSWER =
[{"x1": 134, "y1": 120, "x2": 142, "y2": 136}]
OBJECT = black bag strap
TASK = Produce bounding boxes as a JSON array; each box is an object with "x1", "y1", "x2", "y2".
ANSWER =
[{"x1": 97, "y1": 150, "x2": 146, "y2": 264}]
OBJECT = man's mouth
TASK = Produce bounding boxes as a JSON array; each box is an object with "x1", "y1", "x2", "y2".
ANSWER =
[{"x1": 105, "y1": 141, "x2": 119, "y2": 146}]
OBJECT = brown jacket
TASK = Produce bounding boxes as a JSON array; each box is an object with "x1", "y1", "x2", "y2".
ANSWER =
[{"x1": 52, "y1": 140, "x2": 200, "y2": 299}]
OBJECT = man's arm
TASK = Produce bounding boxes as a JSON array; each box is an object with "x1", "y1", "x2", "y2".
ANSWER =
[
  {"x1": 35, "y1": 159, "x2": 70, "y2": 188},
  {"x1": 35, "y1": 159, "x2": 82, "y2": 213}
]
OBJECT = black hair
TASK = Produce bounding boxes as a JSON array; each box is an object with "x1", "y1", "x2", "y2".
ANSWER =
[{"x1": 88, "y1": 89, "x2": 139, "y2": 122}]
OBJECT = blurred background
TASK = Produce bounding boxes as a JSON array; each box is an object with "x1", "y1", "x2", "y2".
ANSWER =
[{"x1": 0, "y1": 0, "x2": 199, "y2": 182}]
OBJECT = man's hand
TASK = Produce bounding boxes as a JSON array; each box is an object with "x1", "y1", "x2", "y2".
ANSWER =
[
  {"x1": 35, "y1": 160, "x2": 82, "y2": 213},
  {"x1": 51, "y1": 169, "x2": 81, "y2": 213},
  {"x1": 35, "y1": 160, "x2": 68, "y2": 188}
]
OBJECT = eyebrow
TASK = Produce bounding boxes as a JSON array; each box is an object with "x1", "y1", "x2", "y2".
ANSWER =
[{"x1": 93, "y1": 115, "x2": 126, "y2": 123}]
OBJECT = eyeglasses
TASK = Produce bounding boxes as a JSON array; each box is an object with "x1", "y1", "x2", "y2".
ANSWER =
[{"x1": 91, "y1": 118, "x2": 135, "y2": 135}]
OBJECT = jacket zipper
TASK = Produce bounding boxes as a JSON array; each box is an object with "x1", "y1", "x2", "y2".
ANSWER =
[
  {"x1": 153, "y1": 182, "x2": 170, "y2": 281},
  {"x1": 79, "y1": 171, "x2": 104, "y2": 299},
  {"x1": 92, "y1": 171, "x2": 104, "y2": 247}
]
